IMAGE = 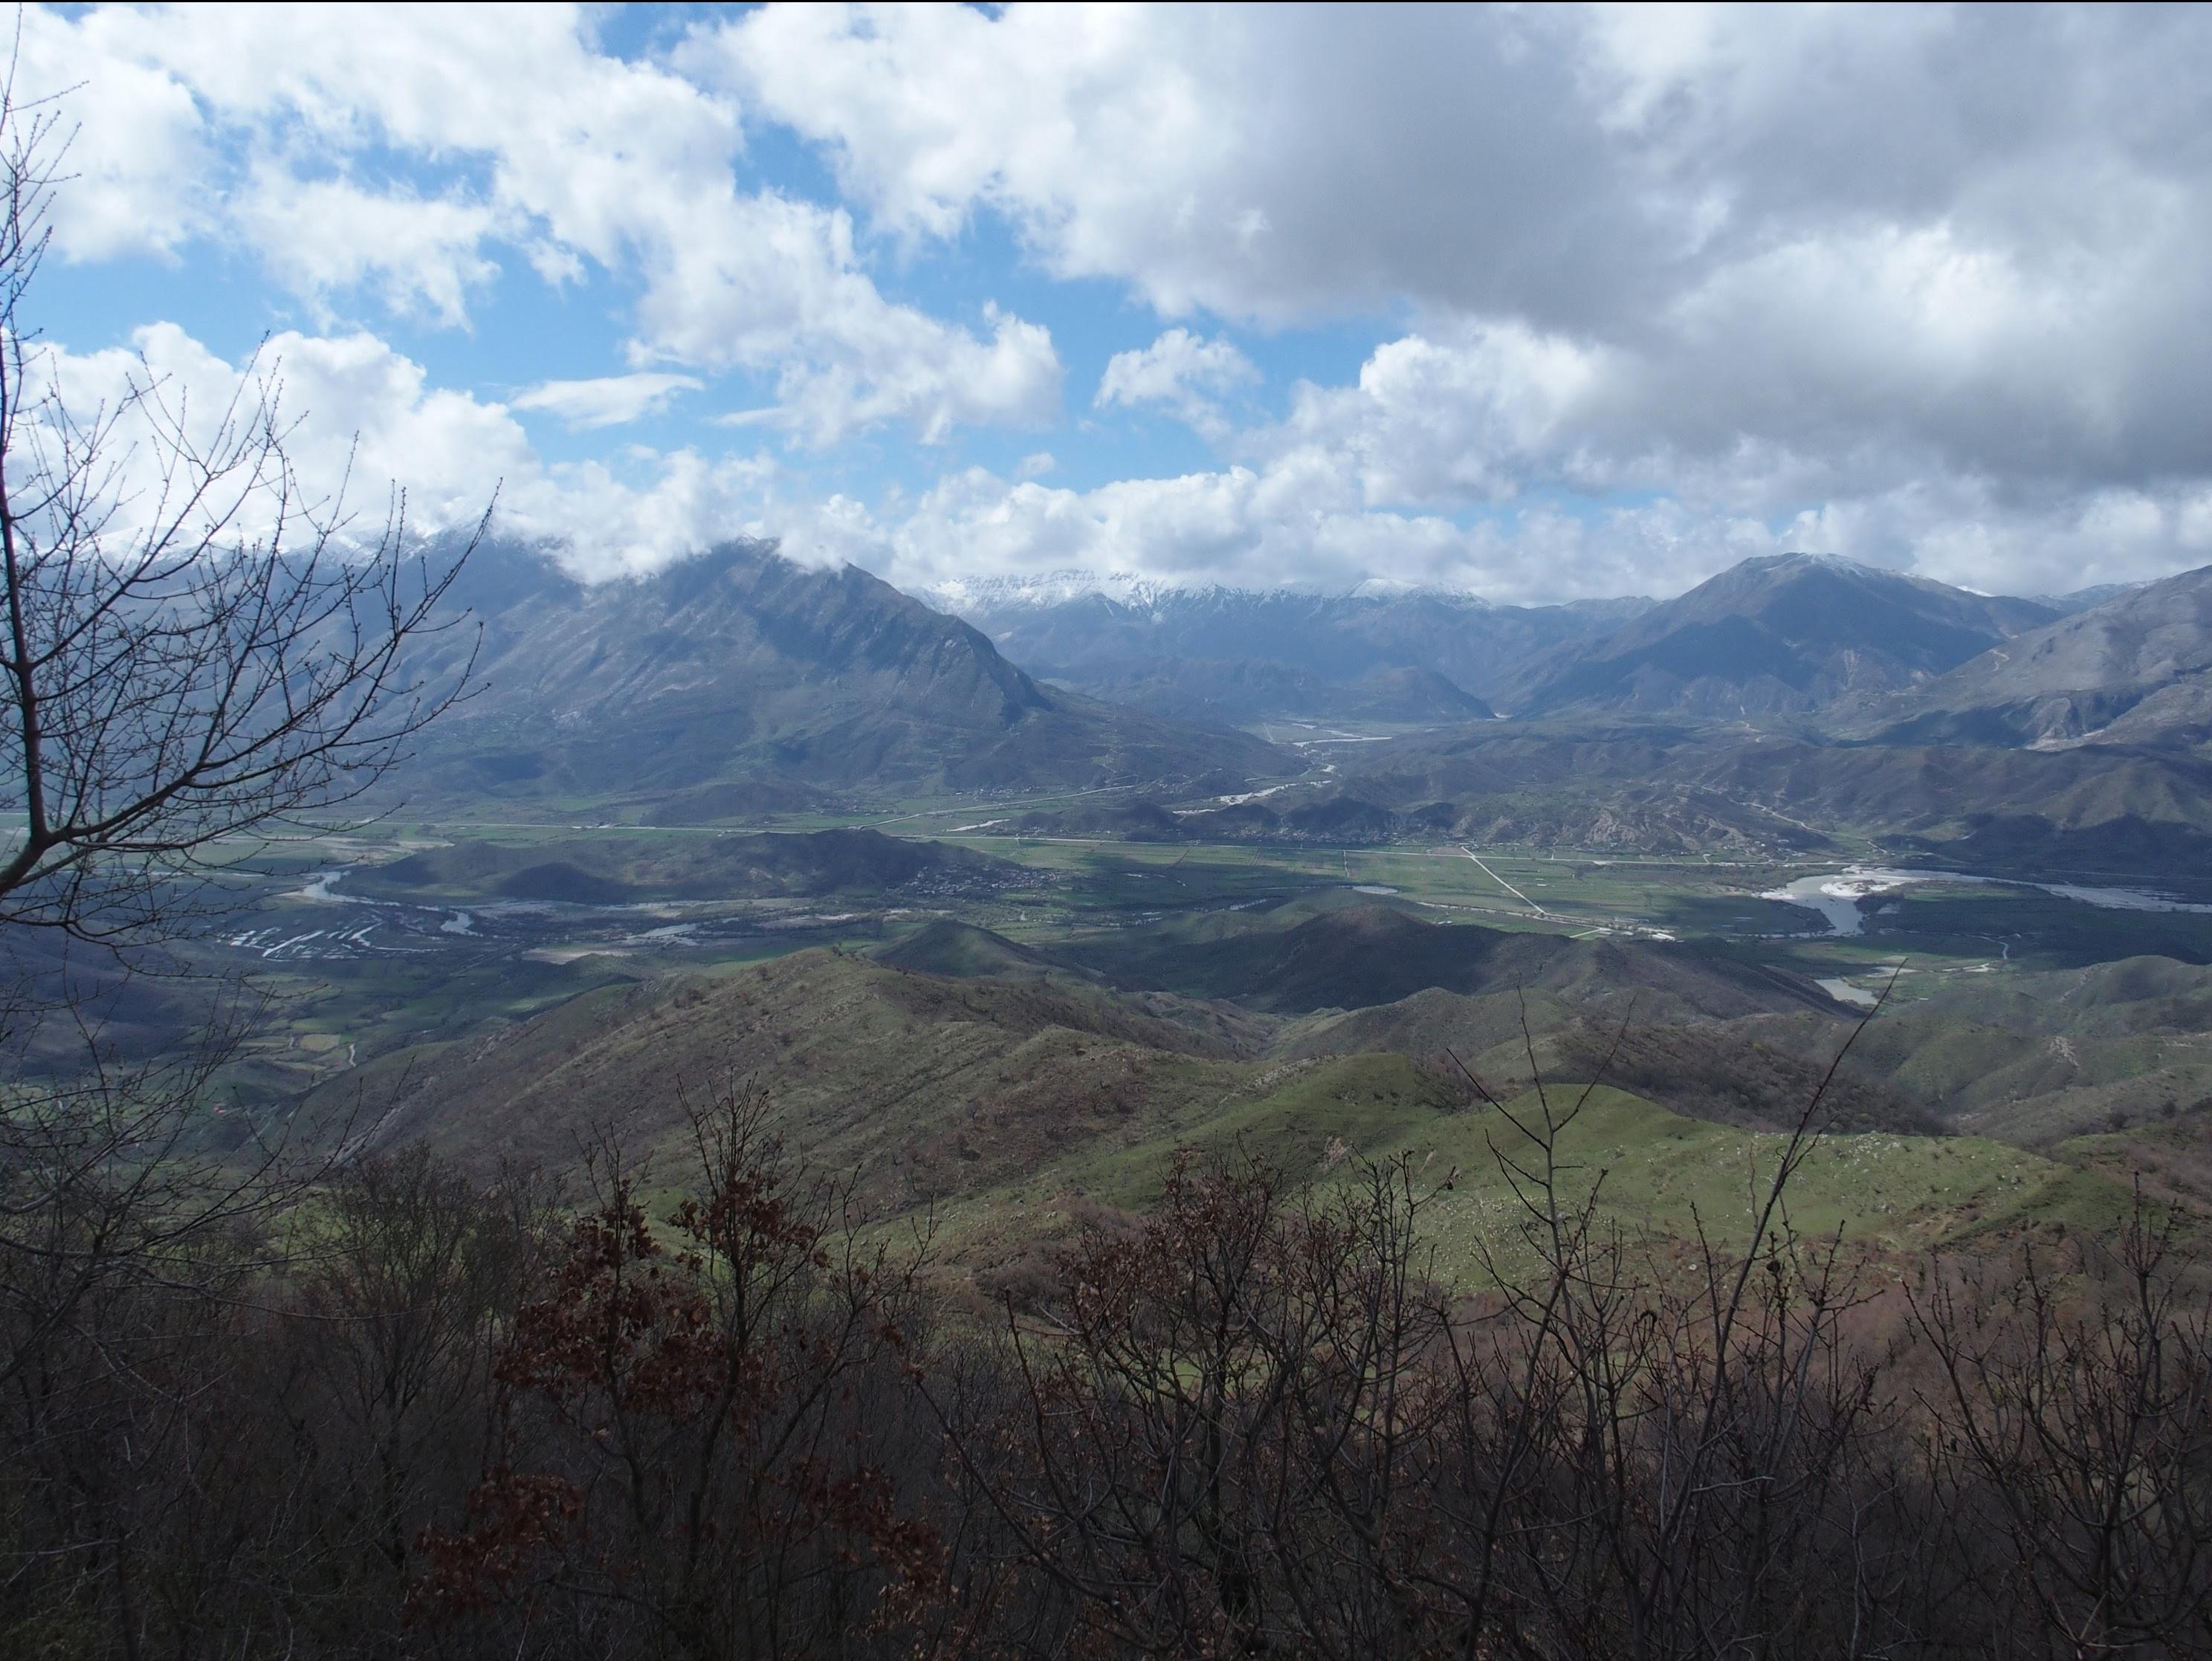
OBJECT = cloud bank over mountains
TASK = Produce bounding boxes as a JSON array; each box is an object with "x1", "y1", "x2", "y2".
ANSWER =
[{"x1": 26, "y1": 3, "x2": 2212, "y2": 600}]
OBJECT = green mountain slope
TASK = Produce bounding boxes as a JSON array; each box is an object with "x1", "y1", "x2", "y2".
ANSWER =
[
  {"x1": 1053, "y1": 899, "x2": 1831, "y2": 1018},
  {"x1": 305, "y1": 944, "x2": 2129, "y2": 1294}
]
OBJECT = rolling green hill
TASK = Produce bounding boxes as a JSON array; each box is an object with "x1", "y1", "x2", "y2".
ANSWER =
[
  {"x1": 1055, "y1": 899, "x2": 1831, "y2": 1019},
  {"x1": 301, "y1": 942, "x2": 2136, "y2": 1296},
  {"x1": 1797, "y1": 956, "x2": 2212, "y2": 1144}
]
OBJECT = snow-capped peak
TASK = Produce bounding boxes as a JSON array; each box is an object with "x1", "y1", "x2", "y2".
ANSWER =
[{"x1": 922, "y1": 569, "x2": 1494, "y2": 619}]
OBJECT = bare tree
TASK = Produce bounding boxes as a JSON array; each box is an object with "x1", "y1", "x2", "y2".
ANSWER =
[
  {"x1": 1913, "y1": 1199, "x2": 2212, "y2": 1657},
  {"x1": 0, "y1": 59, "x2": 482, "y2": 950},
  {"x1": 0, "y1": 51, "x2": 491, "y2": 1657},
  {"x1": 0, "y1": 25, "x2": 488, "y2": 1325}
]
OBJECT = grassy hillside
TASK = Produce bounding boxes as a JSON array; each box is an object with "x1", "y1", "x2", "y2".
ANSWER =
[
  {"x1": 1802, "y1": 956, "x2": 2212, "y2": 1142},
  {"x1": 1056, "y1": 899, "x2": 1831, "y2": 1020},
  {"x1": 983, "y1": 1073, "x2": 2125, "y2": 1285},
  {"x1": 301, "y1": 942, "x2": 2148, "y2": 1300},
  {"x1": 321, "y1": 947, "x2": 1261, "y2": 1197}
]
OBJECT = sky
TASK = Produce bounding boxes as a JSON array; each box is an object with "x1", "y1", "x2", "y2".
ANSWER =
[{"x1": 22, "y1": 1, "x2": 2212, "y2": 604}]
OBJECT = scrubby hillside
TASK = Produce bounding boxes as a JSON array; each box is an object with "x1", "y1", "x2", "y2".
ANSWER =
[{"x1": 1058, "y1": 899, "x2": 1832, "y2": 1018}]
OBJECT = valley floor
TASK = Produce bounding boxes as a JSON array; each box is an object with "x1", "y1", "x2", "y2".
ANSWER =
[{"x1": 97, "y1": 778, "x2": 2212, "y2": 1295}]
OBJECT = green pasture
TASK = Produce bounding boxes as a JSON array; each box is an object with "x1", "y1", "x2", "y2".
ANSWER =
[{"x1": 915, "y1": 1060, "x2": 2135, "y2": 1290}]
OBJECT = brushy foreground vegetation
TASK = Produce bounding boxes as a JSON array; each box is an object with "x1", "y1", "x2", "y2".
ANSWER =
[
  {"x1": 4, "y1": 34, "x2": 2211, "y2": 1655},
  {"x1": 6, "y1": 1075, "x2": 2209, "y2": 1660}
]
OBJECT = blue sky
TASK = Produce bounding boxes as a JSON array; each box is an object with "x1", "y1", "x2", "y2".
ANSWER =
[{"x1": 25, "y1": 3, "x2": 2212, "y2": 603}]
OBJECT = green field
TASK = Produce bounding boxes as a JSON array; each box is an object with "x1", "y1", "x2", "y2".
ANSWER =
[{"x1": 905, "y1": 1065, "x2": 2136, "y2": 1292}]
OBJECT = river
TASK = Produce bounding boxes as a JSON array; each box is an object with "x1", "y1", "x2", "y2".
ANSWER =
[{"x1": 1759, "y1": 867, "x2": 2212, "y2": 937}]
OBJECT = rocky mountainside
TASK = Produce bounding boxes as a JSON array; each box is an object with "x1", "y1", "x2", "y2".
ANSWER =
[
  {"x1": 1499, "y1": 554, "x2": 2058, "y2": 720},
  {"x1": 1865, "y1": 563, "x2": 2212, "y2": 750},
  {"x1": 1304, "y1": 713, "x2": 2212, "y2": 878},
  {"x1": 2034, "y1": 580, "x2": 2150, "y2": 616},
  {"x1": 403, "y1": 540, "x2": 1293, "y2": 809}
]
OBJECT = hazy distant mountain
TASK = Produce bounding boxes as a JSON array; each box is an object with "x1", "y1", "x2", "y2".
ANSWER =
[
  {"x1": 407, "y1": 541, "x2": 1291, "y2": 807},
  {"x1": 932, "y1": 572, "x2": 1649, "y2": 713},
  {"x1": 1068, "y1": 658, "x2": 1495, "y2": 726},
  {"x1": 1868, "y1": 563, "x2": 2212, "y2": 750},
  {"x1": 1336, "y1": 666, "x2": 1497, "y2": 722},
  {"x1": 1500, "y1": 554, "x2": 2057, "y2": 719},
  {"x1": 2034, "y1": 580, "x2": 2151, "y2": 616}
]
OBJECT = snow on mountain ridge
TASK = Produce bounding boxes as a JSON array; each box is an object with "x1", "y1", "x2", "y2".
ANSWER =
[{"x1": 923, "y1": 569, "x2": 1497, "y2": 618}]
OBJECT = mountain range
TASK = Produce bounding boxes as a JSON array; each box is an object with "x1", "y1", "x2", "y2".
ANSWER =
[
  {"x1": 404, "y1": 540, "x2": 1293, "y2": 813},
  {"x1": 377, "y1": 540, "x2": 2212, "y2": 840},
  {"x1": 933, "y1": 574, "x2": 1645, "y2": 722},
  {"x1": 934, "y1": 554, "x2": 2191, "y2": 733},
  {"x1": 1495, "y1": 554, "x2": 2060, "y2": 719},
  {"x1": 1863, "y1": 563, "x2": 2212, "y2": 750}
]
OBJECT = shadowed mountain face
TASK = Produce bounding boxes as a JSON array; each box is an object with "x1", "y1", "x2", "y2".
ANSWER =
[
  {"x1": 1865, "y1": 564, "x2": 2212, "y2": 751},
  {"x1": 404, "y1": 540, "x2": 1293, "y2": 805},
  {"x1": 1500, "y1": 554, "x2": 2057, "y2": 720}
]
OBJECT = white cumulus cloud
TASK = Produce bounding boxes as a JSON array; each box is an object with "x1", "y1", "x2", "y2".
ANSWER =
[
  {"x1": 25, "y1": 3, "x2": 2212, "y2": 603},
  {"x1": 711, "y1": 1, "x2": 2212, "y2": 592},
  {"x1": 30, "y1": 323, "x2": 799, "y2": 580},
  {"x1": 1096, "y1": 328, "x2": 1258, "y2": 438},
  {"x1": 20, "y1": 2, "x2": 1061, "y2": 447}
]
